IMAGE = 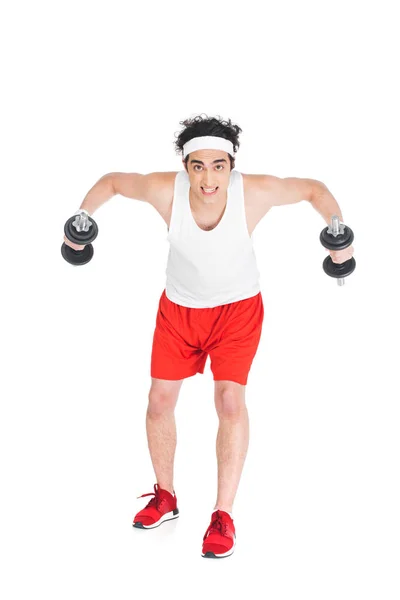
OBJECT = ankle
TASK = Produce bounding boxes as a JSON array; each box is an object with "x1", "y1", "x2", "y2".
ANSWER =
[
  {"x1": 158, "y1": 483, "x2": 175, "y2": 496},
  {"x1": 214, "y1": 506, "x2": 233, "y2": 517}
]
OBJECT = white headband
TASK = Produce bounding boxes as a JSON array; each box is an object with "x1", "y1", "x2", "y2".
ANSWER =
[{"x1": 182, "y1": 136, "x2": 234, "y2": 158}]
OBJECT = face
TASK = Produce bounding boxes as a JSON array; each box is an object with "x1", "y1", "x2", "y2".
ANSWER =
[{"x1": 182, "y1": 149, "x2": 233, "y2": 204}]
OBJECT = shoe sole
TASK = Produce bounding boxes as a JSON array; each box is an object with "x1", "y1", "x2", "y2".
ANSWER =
[
  {"x1": 202, "y1": 537, "x2": 236, "y2": 558},
  {"x1": 132, "y1": 508, "x2": 179, "y2": 529}
]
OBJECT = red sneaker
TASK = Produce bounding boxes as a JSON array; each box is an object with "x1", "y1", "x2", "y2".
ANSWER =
[
  {"x1": 132, "y1": 483, "x2": 179, "y2": 529},
  {"x1": 202, "y1": 510, "x2": 236, "y2": 558}
]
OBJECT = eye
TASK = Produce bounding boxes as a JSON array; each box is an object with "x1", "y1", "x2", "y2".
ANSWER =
[{"x1": 193, "y1": 164, "x2": 224, "y2": 171}]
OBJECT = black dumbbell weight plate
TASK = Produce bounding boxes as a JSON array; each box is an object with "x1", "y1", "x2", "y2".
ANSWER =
[
  {"x1": 323, "y1": 256, "x2": 356, "y2": 278},
  {"x1": 61, "y1": 243, "x2": 94, "y2": 266},
  {"x1": 320, "y1": 225, "x2": 354, "y2": 251},
  {"x1": 64, "y1": 216, "x2": 98, "y2": 245}
]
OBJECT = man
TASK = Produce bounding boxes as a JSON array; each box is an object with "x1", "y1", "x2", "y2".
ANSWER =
[{"x1": 64, "y1": 115, "x2": 355, "y2": 558}]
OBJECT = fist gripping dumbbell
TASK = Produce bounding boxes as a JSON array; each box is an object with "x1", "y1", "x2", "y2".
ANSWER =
[
  {"x1": 61, "y1": 210, "x2": 99, "y2": 266},
  {"x1": 320, "y1": 215, "x2": 356, "y2": 286}
]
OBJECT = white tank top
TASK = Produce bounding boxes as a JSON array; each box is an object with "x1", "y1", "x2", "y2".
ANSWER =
[{"x1": 165, "y1": 169, "x2": 261, "y2": 308}]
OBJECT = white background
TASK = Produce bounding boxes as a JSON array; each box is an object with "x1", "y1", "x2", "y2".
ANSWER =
[{"x1": 1, "y1": 0, "x2": 399, "y2": 598}]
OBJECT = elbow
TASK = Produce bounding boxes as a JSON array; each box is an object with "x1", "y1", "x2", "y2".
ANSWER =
[
  {"x1": 310, "y1": 180, "x2": 328, "y2": 203},
  {"x1": 101, "y1": 172, "x2": 116, "y2": 195}
]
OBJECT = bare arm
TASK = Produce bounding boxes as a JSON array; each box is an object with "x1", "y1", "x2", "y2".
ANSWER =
[
  {"x1": 264, "y1": 176, "x2": 352, "y2": 263},
  {"x1": 111, "y1": 171, "x2": 175, "y2": 210},
  {"x1": 309, "y1": 182, "x2": 344, "y2": 225},
  {"x1": 77, "y1": 173, "x2": 116, "y2": 216},
  {"x1": 261, "y1": 175, "x2": 317, "y2": 207},
  {"x1": 257, "y1": 175, "x2": 344, "y2": 224},
  {"x1": 64, "y1": 171, "x2": 150, "y2": 250},
  {"x1": 78, "y1": 171, "x2": 173, "y2": 212},
  {"x1": 65, "y1": 171, "x2": 171, "y2": 250},
  {"x1": 77, "y1": 171, "x2": 154, "y2": 216}
]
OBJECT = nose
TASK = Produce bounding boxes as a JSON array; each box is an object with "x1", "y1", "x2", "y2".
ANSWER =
[{"x1": 203, "y1": 173, "x2": 216, "y2": 186}]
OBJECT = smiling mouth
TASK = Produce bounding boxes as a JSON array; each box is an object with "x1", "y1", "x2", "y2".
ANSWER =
[{"x1": 201, "y1": 187, "x2": 219, "y2": 194}]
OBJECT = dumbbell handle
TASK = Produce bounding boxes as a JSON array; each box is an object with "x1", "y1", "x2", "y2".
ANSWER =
[
  {"x1": 72, "y1": 209, "x2": 92, "y2": 233},
  {"x1": 329, "y1": 216, "x2": 346, "y2": 286}
]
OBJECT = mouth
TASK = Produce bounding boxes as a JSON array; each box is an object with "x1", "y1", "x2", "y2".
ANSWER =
[{"x1": 201, "y1": 187, "x2": 218, "y2": 196}]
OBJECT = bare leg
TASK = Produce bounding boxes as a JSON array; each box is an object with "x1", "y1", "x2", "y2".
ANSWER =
[
  {"x1": 213, "y1": 381, "x2": 249, "y2": 513},
  {"x1": 145, "y1": 378, "x2": 184, "y2": 495}
]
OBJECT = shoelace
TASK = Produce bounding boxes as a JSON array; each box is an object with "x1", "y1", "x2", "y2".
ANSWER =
[
  {"x1": 137, "y1": 483, "x2": 165, "y2": 510},
  {"x1": 203, "y1": 510, "x2": 228, "y2": 541}
]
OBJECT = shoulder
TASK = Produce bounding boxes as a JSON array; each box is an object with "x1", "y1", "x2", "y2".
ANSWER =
[
  {"x1": 145, "y1": 170, "x2": 179, "y2": 195},
  {"x1": 241, "y1": 172, "x2": 275, "y2": 190},
  {"x1": 240, "y1": 172, "x2": 275, "y2": 205},
  {"x1": 144, "y1": 171, "x2": 179, "y2": 211},
  {"x1": 241, "y1": 172, "x2": 316, "y2": 207}
]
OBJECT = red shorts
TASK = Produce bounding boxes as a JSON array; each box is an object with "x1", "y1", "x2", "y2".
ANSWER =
[{"x1": 150, "y1": 289, "x2": 264, "y2": 385}]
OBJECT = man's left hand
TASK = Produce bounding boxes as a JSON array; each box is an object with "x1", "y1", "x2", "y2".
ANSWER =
[{"x1": 328, "y1": 245, "x2": 355, "y2": 264}]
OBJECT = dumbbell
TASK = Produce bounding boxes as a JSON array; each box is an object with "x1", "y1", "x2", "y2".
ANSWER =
[
  {"x1": 320, "y1": 215, "x2": 356, "y2": 286},
  {"x1": 61, "y1": 210, "x2": 99, "y2": 266}
]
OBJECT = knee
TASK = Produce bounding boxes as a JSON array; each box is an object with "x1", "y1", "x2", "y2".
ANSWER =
[
  {"x1": 215, "y1": 390, "x2": 245, "y2": 420},
  {"x1": 147, "y1": 390, "x2": 177, "y2": 418}
]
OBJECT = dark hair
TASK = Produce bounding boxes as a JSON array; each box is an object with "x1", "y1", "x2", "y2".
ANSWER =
[{"x1": 173, "y1": 113, "x2": 242, "y2": 171}]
